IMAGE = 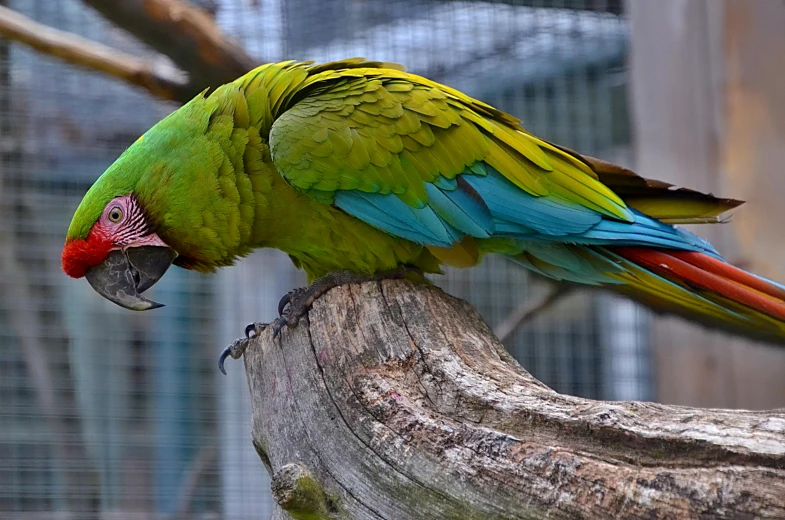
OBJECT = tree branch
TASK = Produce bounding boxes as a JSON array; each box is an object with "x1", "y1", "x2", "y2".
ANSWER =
[
  {"x1": 437, "y1": 0, "x2": 624, "y2": 15},
  {"x1": 241, "y1": 280, "x2": 785, "y2": 519},
  {"x1": 0, "y1": 4, "x2": 190, "y2": 101},
  {"x1": 82, "y1": 0, "x2": 257, "y2": 94}
]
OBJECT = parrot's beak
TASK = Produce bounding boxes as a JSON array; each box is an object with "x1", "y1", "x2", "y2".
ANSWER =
[{"x1": 84, "y1": 246, "x2": 177, "y2": 311}]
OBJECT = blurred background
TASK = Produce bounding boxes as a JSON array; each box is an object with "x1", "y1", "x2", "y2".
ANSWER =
[{"x1": 0, "y1": 0, "x2": 783, "y2": 518}]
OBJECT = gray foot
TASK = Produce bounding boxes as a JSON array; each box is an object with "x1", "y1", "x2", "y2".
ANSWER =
[
  {"x1": 271, "y1": 266, "x2": 417, "y2": 338},
  {"x1": 218, "y1": 322, "x2": 268, "y2": 375}
]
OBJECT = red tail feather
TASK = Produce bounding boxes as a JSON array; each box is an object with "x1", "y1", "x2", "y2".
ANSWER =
[
  {"x1": 669, "y1": 251, "x2": 785, "y2": 301},
  {"x1": 612, "y1": 247, "x2": 785, "y2": 323}
]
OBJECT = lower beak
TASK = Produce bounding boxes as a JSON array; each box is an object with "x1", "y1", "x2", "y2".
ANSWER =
[{"x1": 84, "y1": 246, "x2": 177, "y2": 310}]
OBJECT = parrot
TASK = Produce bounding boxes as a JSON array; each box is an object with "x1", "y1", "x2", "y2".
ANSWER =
[{"x1": 61, "y1": 58, "x2": 785, "y2": 365}]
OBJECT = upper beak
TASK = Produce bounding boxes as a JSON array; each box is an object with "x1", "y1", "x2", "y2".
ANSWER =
[{"x1": 84, "y1": 246, "x2": 178, "y2": 310}]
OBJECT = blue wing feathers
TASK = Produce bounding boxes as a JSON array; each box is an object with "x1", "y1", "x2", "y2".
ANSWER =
[
  {"x1": 463, "y1": 170, "x2": 601, "y2": 236},
  {"x1": 424, "y1": 184, "x2": 492, "y2": 238},
  {"x1": 335, "y1": 191, "x2": 462, "y2": 246},
  {"x1": 334, "y1": 161, "x2": 720, "y2": 261},
  {"x1": 492, "y1": 218, "x2": 537, "y2": 236},
  {"x1": 332, "y1": 192, "x2": 444, "y2": 246},
  {"x1": 578, "y1": 216, "x2": 721, "y2": 257}
]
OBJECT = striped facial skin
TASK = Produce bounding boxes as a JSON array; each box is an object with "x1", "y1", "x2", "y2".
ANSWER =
[
  {"x1": 62, "y1": 195, "x2": 168, "y2": 279},
  {"x1": 97, "y1": 195, "x2": 159, "y2": 248}
]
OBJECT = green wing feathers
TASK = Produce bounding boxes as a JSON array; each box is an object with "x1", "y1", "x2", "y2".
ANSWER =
[{"x1": 265, "y1": 61, "x2": 632, "y2": 221}]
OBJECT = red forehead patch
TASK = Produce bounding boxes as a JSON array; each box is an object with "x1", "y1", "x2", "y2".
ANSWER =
[{"x1": 61, "y1": 229, "x2": 113, "y2": 278}]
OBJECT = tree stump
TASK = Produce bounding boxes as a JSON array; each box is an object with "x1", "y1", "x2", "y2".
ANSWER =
[{"x1": 240, "y1": 280, "x2": 785, "y2": 520}]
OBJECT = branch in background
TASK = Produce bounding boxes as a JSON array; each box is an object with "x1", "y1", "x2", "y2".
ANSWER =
[
  {"x1": 494, "y1": 282, "x2": 573, "y2": 342},
  {"x1": 0, "y1": 4, "x2": 190, "y2": 102},
  {"x1": 83, "y1": 0, "x2": 257, "y2": 94},
  {"x1": 437, "y1": 0, "x2": 623, "y2": 15}
]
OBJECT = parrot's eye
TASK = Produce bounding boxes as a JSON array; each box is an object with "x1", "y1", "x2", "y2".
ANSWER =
[{"x1": 108, "y1": 207, "x2": 124, "y2": 223}]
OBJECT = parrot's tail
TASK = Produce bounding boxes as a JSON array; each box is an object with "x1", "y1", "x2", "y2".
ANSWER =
[{"x1": 607, "y1": 247, "x2": 785, "y2": 343}]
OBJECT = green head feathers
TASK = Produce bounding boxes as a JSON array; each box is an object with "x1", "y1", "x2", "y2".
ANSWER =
[
  {"x1": 67, "y1": 97, "x2": 213, "y2": 239},
  {"x1": 64, "y1": 93, "x2": 251, "y2": 272}
]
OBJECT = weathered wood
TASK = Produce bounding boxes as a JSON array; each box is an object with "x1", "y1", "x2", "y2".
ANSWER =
[{"x1": 243, "y1": 280, "x2": 785, "y2": 520}]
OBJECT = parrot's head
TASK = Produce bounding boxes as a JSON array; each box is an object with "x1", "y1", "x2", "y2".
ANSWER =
[
  {"x1": 61, "y1": 187, "x2": 177, "y2": 311},
  {"x1": 63, "y1": 90, "x2": 266, "y2": 310},
  {"x1": 61, "y1": 99, "x2": 225, "y2": 310}
]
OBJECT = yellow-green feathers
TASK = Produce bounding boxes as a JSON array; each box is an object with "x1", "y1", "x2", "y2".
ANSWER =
[{"x1": 267, "y1": 62, "x2": 633, "y2": 222}]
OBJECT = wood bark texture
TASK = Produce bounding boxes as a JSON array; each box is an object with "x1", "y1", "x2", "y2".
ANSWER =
[{"x1": 242, "y1": 280, "x2": 785, "y2": 520}]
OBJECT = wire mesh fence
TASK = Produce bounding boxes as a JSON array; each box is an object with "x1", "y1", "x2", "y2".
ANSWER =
[{"x1": 0, "y1": 0, "x2": 647, "y2": 518}]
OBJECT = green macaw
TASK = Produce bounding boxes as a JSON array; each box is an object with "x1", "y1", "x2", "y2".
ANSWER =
[{"x1": 63, "y1": 59, "x2": 785, "y2": 352}]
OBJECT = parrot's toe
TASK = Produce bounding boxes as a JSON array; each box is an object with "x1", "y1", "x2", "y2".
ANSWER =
[
  {"x1": 271, "y1": 305, "x2": 303, "y2": 339},
  {"x1": 277, "y1": 287, "x2": 307, "y2": 316},
  {"x1": 218, "y1": 322, "x2": 268, "y2": 375},
  {"x1": 245, "y1": 321, "x2": 268, "y2": 339},
  {"x1": 218, "y1": 336, "x2": 248, "y2": 375}
]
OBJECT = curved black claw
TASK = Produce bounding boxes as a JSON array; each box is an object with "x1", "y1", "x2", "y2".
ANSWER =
[
  {"x1": 245, "y1": 323, "x2": 256, "y2": 338},
  {"x1": 218, "y1": 339, "x2": 246, "y2": 376},
  {"x1": 271, "y1": 315, "x2": 298, "y2": 339},
  {"x1": 277, "y1": 288, "x2": 307, "y2": 317},
  {"x1": 277, "y1": 293, "x2": 291, "y2": 317},
  {"x1": 218, "y1": 345, "x2": 233, "y2": 376},
  {"x1": 219, "y1": 322, "x2": 268, "y2": 375},
  {"x1": 272, "y1": 317, "x2": 286, "y2": 339}
]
